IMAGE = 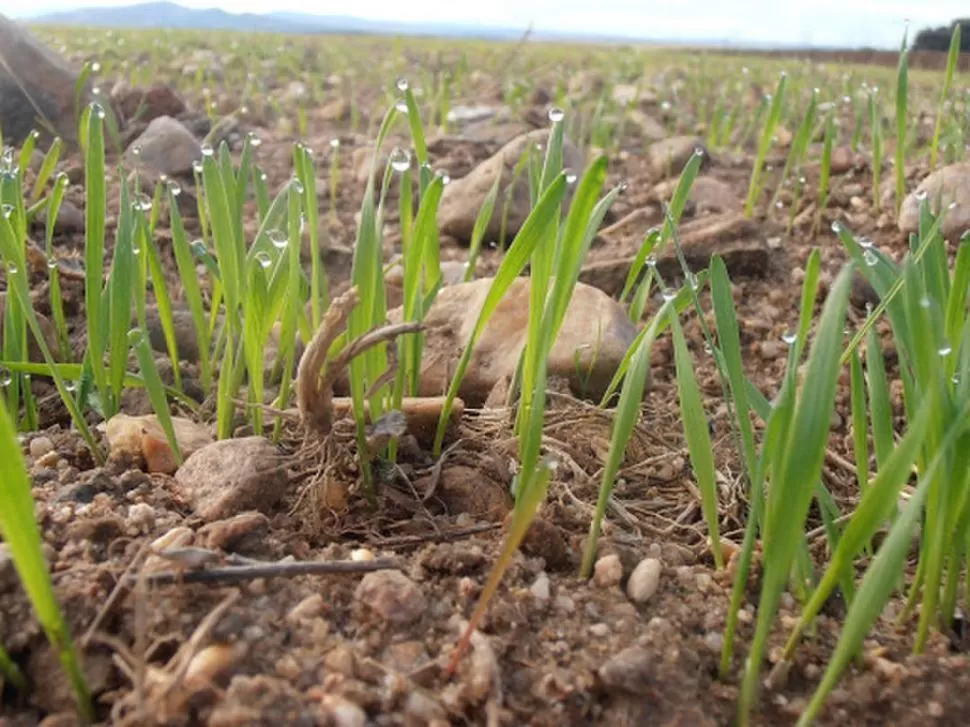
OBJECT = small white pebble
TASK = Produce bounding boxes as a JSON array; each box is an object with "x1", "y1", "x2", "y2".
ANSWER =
[
  {"x1": 593, "y1": 554, "x2": 623, "y2": 588},
  {"x1": 554, "y1": 595, "x2": 575, "y2": 614},
  {"x1": 127, "y1": 503, "x2": 155, "y2": 532},
  {"x1": 530, "y1": 572, "x2": 551, "y2": 602},
  {"x1": 695, "y1": 572, "x2": 714, "y2": 593},
  {"x1": 589, "y1": 622, "x2": 610, "y2": 637},
  {"x1": 703, "y1": 631, "x2": 724, "y2": 652},
  {"x1": 627, "y1": 558, "x2": 662, "y2": 604},
  {"x1": 29, "y1": 436, "x2": 54, "y2": 458},
  {"x1": 350, "y1": 548, "x2": 374, "y2": 562}
]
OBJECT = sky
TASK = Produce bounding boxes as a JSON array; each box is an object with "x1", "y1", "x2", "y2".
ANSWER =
[{"x1": 2, "y1": 0, "x2": 967, "y2": 49}]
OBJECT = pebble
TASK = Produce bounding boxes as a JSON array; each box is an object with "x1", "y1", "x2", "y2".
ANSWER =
[
  {"x1": 703, "y1": 631, "x2": 724, "y2": 652},
  {"x1": 354, "y1": 570, "x2": 427, "y2": 626},
  {"x1": 598, "y1": 646, "x2": 656, "y2": 694},
  {"x1": 35, "y1": 451, "x2": 60, "y2": 470},
  {"x1": 127, "y1": 503, "x2": 155, "y2": 533},
  {"x1": 172, "y1": 436, "x2": 288, "y2": 521},
  {"x1": 593, "y1": 554, "x2": 623, "y2": 588},
  {"x1": 530, "y1": 572, "x2": 551, "y2": 602},
  {"x1": 29, "y1": 436, "x2": 54, "y2": 458},
  {"x1": 589, "y1": 623, "x2": 610, "y2": 637},
  {"x1": 350, "y1": 548, "x2": 375, "y2": 562},
  {"x1": 626, "y1": 557, "x2": 662, "y2": 604},
  {"x1": 320, "y1": 694, "x2": 366, "y2": 727},
  {"x1": 555, "y1": 595, "x2": 576, "y2": 613}
]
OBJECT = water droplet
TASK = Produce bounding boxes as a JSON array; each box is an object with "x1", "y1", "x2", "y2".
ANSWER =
[
  {"x1": 1, "y1": 204, "x2": 13, "y2": 219},
  {"x1": 396, "y1": 78, "x2": 409, "y2": 92},
  {"x1": 660, "y1": 101, "x2": 671, "y2": 111},
  {"x1": 64, "y1": 380, "x2": 77, "y2": 393},
  {"x1": 330, "y1": 138, "x2": 340, "y2": 149},
  {"x1": 920, "y1": 296, "x2": 931, "y2": 308},
  {"x1": 91, "y1": 102, "x2": 105, "y2": 119},
  {"x1": 201, "y1": 144, "x2": 214, "y2": 157},
  {"x1": 831, "y1": 221, "x2": 842, "y2": 233},
  {"x1": 91, "y1": 61, "x2": 101, "y2": 72},
  {"x1": 863, "y1": 249, "x2": 879, "y2": 267},
  {"x1": 661, "y1": 289, "x2": 676, "y2": 302},
  {"x1": 693, "y1": 146, "x2": 705, "y2": 157},
  {"x1": 775, "y1": 200, "x2": 784, "y2": 209},
  {"x1": 133, "y1": 194, "x2": 152, "y2": 213},
  {"x1": 290, "y1": 178, "x2": 304, "y2": 195},
  {"x1": 646, "y1": 254, "x2": 657, "y2": 268},
  {"x1": 168, "y1": 180, "x2": 181, "y2": 196},
  {"x1": 268, "y1": 229, "x2": 288, "y2": 250},
  {"x1": 7, "y1": 262, "x2": 18, "y2": 275},
  {"x1": 395, "y1": 99, "x2": 408, "y2": 113},
  {"x1": 781, "y1": 330, "x2": 797, "y2": 345},
  {"x1": 914, "y1": 189, "x2": 927, "y2": 201},
  {"x1": 437, "y1": 170, "x2": 451, "y2": 185},
  {"x1": 858, "y1": 237, "x2": 874, "y2": 249},
  {"x1": 30, "y1": 130, "x2": 39, "y2": 140},
  {"x1": 686, "y1": 272, "x2": 699, "y2": 290},
  {"x1": 547, "y1": 106, "x2": 565, "y2": 123},
  {"x1": 565, "y1": 169, "x2": 577, "y2": 185},
  {"x1": 248, "y1": 132, "x2": 262, "y2": 148},
  {"x1": 190, "y1": 239, "x2": 207, "y2": 256},
  {"x1": 617, "y1": 181, "x2": 629, "y2": 193},
  {"x1": 192, "y1": 160, "x2": 203, "y2": 174},
  {"x1": 0, "y1": 367, "x2": 11, "y2": 387},
  {"x1": 948, "y1": 201, "x2": 958, "y2": 211},
  {"x1": 389, "y1": 147, "x2": 411, "y2": 173},
  {"x1": 255, "y1": 251, "x2": 272, "y2": 269},
  {"x1": 938, "y1": 342, "x2": 953, "y2": 357},
  {"x1": 46, "y1": 258, "x2": 58, "y2": 271},
  {"x1": 131, "y1": 244, "x2": 142, "y2": 255}
]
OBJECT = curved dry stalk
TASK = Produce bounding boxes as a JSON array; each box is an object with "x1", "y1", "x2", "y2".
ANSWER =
[{"x1": 295, "y1": 286, "x2": 423, "y2": 437}]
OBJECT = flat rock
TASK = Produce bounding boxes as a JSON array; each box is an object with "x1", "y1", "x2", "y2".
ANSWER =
[
  {"x1": 898, "y1": 162, "x2": 970, "y2": 242},
  {"x1": 124, "y1": 115, "x2": 202, "y2": 178},
  {"x1": 648, "y1": 136, "x2": 710, "y2": 178},
  {"x1": 0, "y1": 15, "x2": 91, "y2": 144},
  {"x1": 438, "y1": 128, "x2": 584, "y2": 244},
  {"x1": 355, "y1": 570, "x2": 427, "y2": 626},
  {"x1": 387, "y1": 277, "x2": 639, "y2": 407},
  {"x1": 105, "y1": 413, "x2": 213, "y2": 475},
  {"x1": 173, "y1": 436, "x2": 288, "y2": 521}
]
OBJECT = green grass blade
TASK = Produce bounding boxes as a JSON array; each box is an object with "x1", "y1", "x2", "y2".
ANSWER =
[
  {"x1": 930, "y1": 23, "x2": 962, "y2": 171},
  {"x1": 432, "y1": 174, "x2": 568, "y2": 456},
  {"x1": 669, "y1": 308, "x2": 722, "y2": 568},
  {"x1": 738, "y1": 263, "x2": 853, "y2": 724},
  {"x1": 0, "y1": 397, "x2": 92, "y2": 720}
]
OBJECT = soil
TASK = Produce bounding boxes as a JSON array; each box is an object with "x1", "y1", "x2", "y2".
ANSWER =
[{"x1": 1, "y1": 32, "x2": 968, "y2": 727}]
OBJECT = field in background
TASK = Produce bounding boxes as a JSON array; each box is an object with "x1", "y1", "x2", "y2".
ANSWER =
[{"x1": 2, "y1": 19, "x2": 970, "y2": 726}]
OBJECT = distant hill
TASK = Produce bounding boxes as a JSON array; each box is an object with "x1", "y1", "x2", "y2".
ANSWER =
[{"x1": 23, "y1": 1, "x2": 655, "y2": 42}]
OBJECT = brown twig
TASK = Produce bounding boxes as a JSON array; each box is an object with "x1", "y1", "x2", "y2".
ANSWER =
[
  {"x1": 369, "y1": 523, "x2": 502, "y2": 549},
  {"x1": 125, "y1": 557, "x2": 400, "y2": 587}
]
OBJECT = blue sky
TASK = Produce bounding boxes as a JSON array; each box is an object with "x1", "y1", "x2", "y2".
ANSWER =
[{"x1": 3, "y1": 0, "x2": 966, "y2": 48}]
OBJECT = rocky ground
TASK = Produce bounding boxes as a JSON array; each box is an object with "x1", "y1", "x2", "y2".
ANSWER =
[{"x1": 3, "y1": 15, "x2": 970, "y2": 727}]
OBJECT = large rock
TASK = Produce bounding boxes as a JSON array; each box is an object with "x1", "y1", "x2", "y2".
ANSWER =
[
  {"x1": 650, "y1": 176, "x2": 740, "y2": 215},
  {"x1": 437, "y1": 129, "x2": 584, "y2": 245},
  {"x1": 0, "y1": 15, "x2": 91, "y2": 144},
  {"x1": 124, "y1": 115, "x2": 202, "y2": 178},
  {"x1": 173, "y1": 437, "x2": 288, "y2": 521},
  {"x1": 387, "y1": 277, "x2": 640, "y2": 407},
  {"x1": 898, "y1": 162, "x2": 970, "y2": 242}
]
